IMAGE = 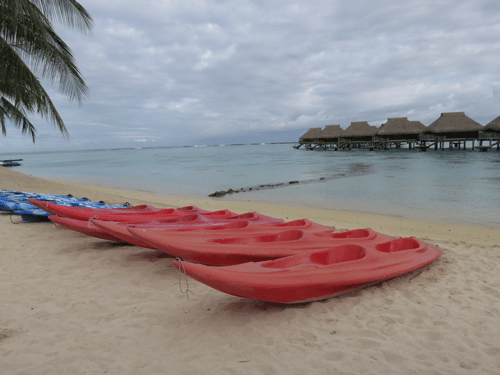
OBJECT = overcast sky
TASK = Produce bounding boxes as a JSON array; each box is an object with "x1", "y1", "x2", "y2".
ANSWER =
[{"x1": 3, "y1": 0, "x2": 500, "y2": 153}]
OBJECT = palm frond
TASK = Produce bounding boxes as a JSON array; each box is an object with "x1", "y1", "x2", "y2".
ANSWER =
[
  {"x1": 1, "y1": 96, "x2": 37, "y2": 141},
  {"x1": 0, "y1": 0, "x2": 91, "y2": 142},
  {"x1": 1, "y1": 1, "x2": 88, "y2": 102},
  {"x1": 28, "y1": 0, "x2": 93, "y2": 33},
  {"x1": 35, "y1": 26, "x2": 88, "y2": 102},
  {"x1": 0, "y1": 103, "x2": 7, "y2": 136},
  {"x1": 0, "y1": 38, "x2": 68, "y2": 138}
]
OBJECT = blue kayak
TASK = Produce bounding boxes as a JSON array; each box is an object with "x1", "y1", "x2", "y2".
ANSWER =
[{"x1": 0, "y1": 190, "x2": 127, "y2": 222}]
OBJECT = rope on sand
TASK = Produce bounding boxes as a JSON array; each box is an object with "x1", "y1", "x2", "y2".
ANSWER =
[
  {"x1": 175, "y1": 257, "x2": 193, "y2": 301},
  {"x1": 9, "y1": 213, "x2": 23, "y2": 224}
]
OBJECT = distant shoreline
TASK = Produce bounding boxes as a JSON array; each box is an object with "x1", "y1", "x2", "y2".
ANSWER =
[{"x1": 0, "y1": 141, "x2": 297, "y2": 156}]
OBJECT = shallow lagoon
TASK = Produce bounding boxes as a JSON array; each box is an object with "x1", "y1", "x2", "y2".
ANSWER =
[{"x1": 9, "y1": 144, "x2": 500, "y2": 226}]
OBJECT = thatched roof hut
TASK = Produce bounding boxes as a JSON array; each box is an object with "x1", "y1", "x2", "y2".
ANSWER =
[
  {"x1": 299, "y1": 127, "x2": 323, "y2": 141},
  {"x1": 377, "y1": 117, "x2": 427, "y2": 136},
  {"x1": 342, "y1": 122, "x2": 378, "y2": 139},
  {"x1": 426, "y1": 112, "x2": 483, "y2": 135},
  {"x1": 484, "y1": 116, "x2": 500, "y2": 132},
  {"x1": 318, "y1": 125, "x2": 344, "y2": 140}
]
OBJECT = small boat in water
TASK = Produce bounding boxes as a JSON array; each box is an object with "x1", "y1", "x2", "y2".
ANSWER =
[
  {"x1": 0, "y1": 159, "x2": 22, "y2": 167},
  {"x1": 173, "y1": 237, "x2": 443, "y2": 303}
]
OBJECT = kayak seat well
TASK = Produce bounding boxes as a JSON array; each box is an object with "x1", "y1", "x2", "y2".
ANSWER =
[
  {"x1": 329, "y1": 229, "x2": 371, "y2": 239},
  {"x1": 179, "y1": 206, "x2": 197, "y2": 211},
  {"x1": 260, "y1": 244, "x2": 366, "y2": 269},
  {"x1": 375, "y1": 238, "x2": 421, "y2": 253},
  {"x1": 173, "y1": 214, "x2": 200, "y2": 222},
  {"x1": 203, "y1": 221, "x2": 250, "y2": 230},
  {"x1": 274, "y1": 219, "x2": 307, "y2": 227},
  {"x1": 211, "y1": 230, "x2": 305, "y2": 245},
  {"x1": 308, "y1": 244, "x2": 366, "y2": 265},
  {"x1": 203, "y1": 210, "x2": 231, "y2": 216},
  {"x1": 236, "y1": 212, "x2": 257, "y2": 219}
]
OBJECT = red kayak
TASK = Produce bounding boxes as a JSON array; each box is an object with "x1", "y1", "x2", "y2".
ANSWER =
[
  {"x1": 39, "y1": 203, "x2": 235, "y2": 222},
  {"x1": 28, "y1": 198, "x2": 209, "y2": 221},
  {"x1": 49, "y1": 213, "x2": 214, "y2": 241},
  {"x1": 92, "y1": 218, "x2": 334, "y2": 249},
  {"x1": 48, "y1": 211, "x2": 285, "y2": 243},
  {"x1": 28, "y1": 198, "x2": 163, "y2": 216},
  {"x1": 172, "y1": 237, "x2": 443, "y2": 303},
  {"x1": 129, "y1": 228, "x2": 394, "y2": 265}
]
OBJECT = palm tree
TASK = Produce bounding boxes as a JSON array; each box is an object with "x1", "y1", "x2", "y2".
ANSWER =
[{"x1": 0, "y1": 0, "x2": 93, "y2": 142}]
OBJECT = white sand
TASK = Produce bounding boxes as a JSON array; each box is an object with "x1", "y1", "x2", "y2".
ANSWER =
[{"x1": 1, "y1": 167, "x2": 499, "y2": 374}]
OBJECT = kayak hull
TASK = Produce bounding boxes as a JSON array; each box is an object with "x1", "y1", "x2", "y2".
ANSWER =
[
  {"x1": 173, "y1": 238, "x2": 443, "y2": 303},
  {"x1": 49, "y1": 216, "x2": 122, "y2": 241}
]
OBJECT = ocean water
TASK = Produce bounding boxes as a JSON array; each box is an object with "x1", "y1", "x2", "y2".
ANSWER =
[{"x1": 5, "y1": 144, "x2": 500, "y2": 227}]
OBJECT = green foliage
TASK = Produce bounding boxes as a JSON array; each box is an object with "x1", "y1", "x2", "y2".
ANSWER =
[{"x1": 0, "y1": 0, "x2": 93, "y2": 142}]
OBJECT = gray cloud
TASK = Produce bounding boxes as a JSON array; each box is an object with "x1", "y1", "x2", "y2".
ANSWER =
[{"x1": 3, "y1": 0, "x2": 500, "y2": 152}]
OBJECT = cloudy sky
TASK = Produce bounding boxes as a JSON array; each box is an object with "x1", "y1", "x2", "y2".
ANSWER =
[{"x1": 3, "y1": 0, "x2": 500, "y2": 153}]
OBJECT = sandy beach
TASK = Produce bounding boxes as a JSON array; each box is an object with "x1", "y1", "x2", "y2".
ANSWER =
[{"x1": 1, "y1": 166, "x2": 499, "y2": 374}]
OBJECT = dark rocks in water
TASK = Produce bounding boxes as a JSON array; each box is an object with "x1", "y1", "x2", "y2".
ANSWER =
[
  {"x1": 209, "y1": 190, "x2": 228, "y2": 198},
  {"x1": 210, "y1": 178, "x2": 322, "y2": 197},
  {"x1": 259, "y1": 183, "x2": 284, "y2": 188},
  {"x1": 208, "y1": 169, "x2": 372, "y2": 198},
  {"x1": 209, "y1": 188, "x2": 239, "y2": 198}
]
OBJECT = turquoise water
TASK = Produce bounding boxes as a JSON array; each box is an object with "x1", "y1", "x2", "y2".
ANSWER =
[{"x1": 5, "y1": 144, "x2": 500, "y2": 227}]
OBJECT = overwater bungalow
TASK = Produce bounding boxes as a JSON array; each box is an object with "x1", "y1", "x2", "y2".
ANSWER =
[
  {"x1": 312, "y1": 125, "x2": 345, "y2": 150},
  {"x1": 295, "y1": 127, "x2": 323, "y2": 149},
  {"x1": 342, "y1": 122, "x2": 377, "y2": 140},
  {"x1": 420, "y1": 112, "x2": 483, "y2": 150},
  {"x1": 483, "y1": 116, "x2": 500, "y2": 133},
  {"x1": 376, "y1": 117, "x2": 427, "y2": 150},
  {"x1": 479, "y1": 116, "x2": 500, "y2": 150},
  {"x1": 340, "y1": 122, "x2": 378, "y2": 150},
  {"x1": 295, "y1": 111, "x2": 499, "y2": 152},
  {"x1": 319, "y1": 125, "x2": 344, "y2": 141}
]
